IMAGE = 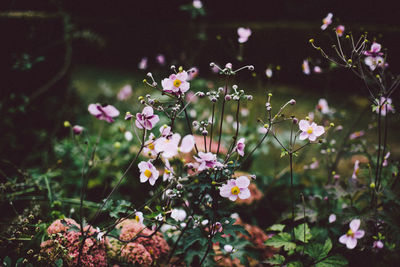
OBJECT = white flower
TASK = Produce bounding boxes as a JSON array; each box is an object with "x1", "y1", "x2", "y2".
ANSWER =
[
  {"x1": 171, "y1": 209, "x2": 187, "y2": 222},
  {"x1": 124, "y1": 131, "x2": 133, "y2": 141},
  {"x1": 299, "y1": 120, "x2": 325, "y2": 141},
  {"x1": 134, "y1": 211, "x2": 144, "y2": 224},
  {"x1": 329, "y1": 214, "x2": 337, "y2": 223},
  {"x1": 219, "y1": 176, "x2": 251, "y2": 201},
  {"x1": 224, "y1": 244, "x2": 234, "y2": 253},
  {"x1": 138, "y1": 161, "x2": 159, "y2": 186}
]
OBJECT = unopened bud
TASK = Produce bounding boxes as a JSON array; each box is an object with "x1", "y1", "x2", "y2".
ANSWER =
[
  {"x1": 225, "y1": 95, "x2": 231, "y2": 101},
  {"x1": 63, "y1": 121, "x2": 71, "y2": 127},
  {"x1": 289, "y1": 99, "x2": 296, "y2": 105},
  {"x1": 370, "y1": 182, "x2": 376, "y2": 189}
]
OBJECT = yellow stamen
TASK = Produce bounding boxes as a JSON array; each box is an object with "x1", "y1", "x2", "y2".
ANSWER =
[
  {"x1": 144, "y1": 169, "x2": 152, "y2": 178},
  {"x1": 307, "y1": 126, "x2": 314, "y2": 134},
  {"x1": 135, "y1": 215, "x2": 140, "y2": 222},
  {"x1": 165, "y1": 169, "x2": 171, "y2": 174},
  {"x1": 231, "y1": 186, "x2": 240, "y2": 195},
  {"x1": 148, "y1": 143, "x2": 155, "y2": 150},
  {"x1": 173, "y1": 79, "x2": 182, "y2": 87},
  {"x1": 347, "y1": 229, "x2": 354, "y2": 238}
]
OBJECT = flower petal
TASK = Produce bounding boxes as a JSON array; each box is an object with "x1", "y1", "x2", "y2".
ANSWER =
[
  {"x1": 350, "y1": 219, "x2": 360, "y2": 232},
  {"x1": 339, "y1": 234, "x2": 348, "y2": 244},
  {"x1": 354, "y1": 230, "x2": 365, "y2": 239},
  {"x1": 299, "y1": 132, "x2": 309, "y2": 140},
  {"x1": 299, "y1": 120, "x2": 309, "y2": 131},
  {"x1": 314, "y1": 126, "x2": 325, "y2": 136},
  {"x1": 102, "y1": 105, "x2": 120, "y2": 117},
  {"x1": 236, "y1": 176, "x2": 250, "y2": 188},
  {"x1": 88, "y1": 104, "x2": 101, "y2": 116},
  {"x1": 346, "y1": 237, "x2": 357, "y2": 249},
  {"x1": 180, "y1": 135, "x2": 195, "y2": 153},
  {"x1": 238, "y1": 188, "x2": 251, "y2": 199}
]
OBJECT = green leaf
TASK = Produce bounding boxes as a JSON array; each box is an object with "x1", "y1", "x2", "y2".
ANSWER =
[
  {"x1": 266, "y1": 254, "x2": 285, "y2": 265},
  {"x1": 267, "y1": 224, "x2": 286, "y2": 232},
  {"x1": 315, "y1": 255, "x2": 348, "y2": 267},
  {"x1": 294, "y1": 223, "x2": 312, "y2": 243},
  {"x1": 265, "y1": 232, "x2": 296, "y2": 251},
  {"x1": 55, "y1": 259, "x2": 63, "y2": 267},
  {"x1": 305, "y1": 238, "x2": 332, "y2": 261},
  {"x1": 288, "y1": 261, "x2": 303, "y2": 267},
  {"x1": 3, "y1": 256, "x2": 11, "y2": 266}
]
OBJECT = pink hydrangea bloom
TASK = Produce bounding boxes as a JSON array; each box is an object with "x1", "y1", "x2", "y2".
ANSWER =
[
  {"x1": 339, "y1": 219, "x2": 365, "y2": 249},
  {"x1": 376, "y1": 97, "x2": 395, "y2": 116},
  {"x1": 121, "y1": 242, "x2": 153, "y2": 266},
  {"x1": 336, "y1": 25, "x2": 345, "y2": 36},
  {"x1": 352, "y1": 160, "x2": 360, "y2": 179},
  {"x1": 220, "y1": 176, "x2": 251, "y2": 201},
  {"x1": 138, "y1": 161, "x2": 159, "y2": 185},
  {"x1": 117, "y1": 84, "x2": 132, "y2": 101},
  {"x1": 302, "y1": 59, "x2": 310, "y2": 75},
  {"x1": 321, "y1": 13, "x2": 333, "y2": 30},
  {"x1": 316, "y1": 98, "x2": 330, "y2": 114},
  {"x1": 194, "y1": 152, "x2": 223, "y2": 171},
  {"x1": 135, "y1": 106, "x2": 159, "y2": 130},
  {"x1": 237, "y1": 27, "x2": 252, "y2": 43},
  {"x1": 88, "y1": 104, "x2": 120, "y2": 123},
  {"x1": 155, "y1": 133, "x2": 195, "y2": 159},
  {"x1": 161, "y1": 71, "x2": 190, "y2": 95},
  {"x1": 299, "y1": 120, "x2": 325, "y2": 141},
  {"x1": 235, "y1": 138, "x2": 245, "y2": 157}
]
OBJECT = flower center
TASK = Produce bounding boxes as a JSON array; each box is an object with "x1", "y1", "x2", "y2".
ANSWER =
[
  {"x1": 135, "y1": 215, "x2": 140, "y2": 222},
  {"x1": 144, "y1": 169, "x2": 152, "y2": 178},
  {"x1": 346, "y1": 229, "x2": 354, "y2": 238},
  {"x1": 165, "y1": 169, "x2": 171, "y2": 174},
  {"x1": 231, "y1": 186, "x2": 240, "y2": 195},
  {"x1": 307, "y1": 126, "x2": 314, "y2": 134},
  {"x1": 173, "y1": 79, "x2": 182, "y2": 88},
  {"x1": 148, "y1": 143, "x2": 155, "y2": 150}
]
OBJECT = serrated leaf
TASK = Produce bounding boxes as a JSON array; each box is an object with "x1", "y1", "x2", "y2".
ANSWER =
[
  {"x1": 266, "y1": 254, "x2": 285, "y2": 265},
  {"x1": 265, "y1": 232, "x2": 296, "y2": 251},
  {"x1": 294, "y1": 223, "x2": 312, "y2": 243},
  {"x1": 305, "y1": 238, "x2": 332, "y2": 261},
  {"x1": 315, "y1": 254, "x2": 348, "y2": 267},
  {"x1": 267, "y1": 224, "x2": 286, "y2": 232}
]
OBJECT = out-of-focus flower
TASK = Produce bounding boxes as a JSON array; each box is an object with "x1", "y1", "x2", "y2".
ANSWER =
[
  {"x1": 329, "y1": 214, "x2": 337, "y2": 223},
  {"x1": 302, "y1": 59, "x2": 310, "y2": 75},
  {"x1": 187, "y1": 67, "x2": 199, "y2": 80},
  {"x1": 155, "y1": 133, "x2": 195, "y2": 159},
  {"x1": 339, "y1": 219, "x2": 365, "y2": 249},
  {"x1": 336, "y1": 25, "x2": 345, "y2": 36},
  {"x1": 135, "y1": 106, "x2": 159, "y2": 130},
  {"x1": 138, "y1": 57, "x2": 148, "y2": 70},
  {"x1": 373, "y1": 240, "x2": 384, "y2": 249},
  {"x1": 237, "y1": 27, "x2": 252, "y2": 43},
  {"x1": 211, "y1": 222, "x2": 223, "y2": 235},
  {"x1": 193, "y1": 0, "x2": 203, "y2": 9},
  {"x1": 194, "y1": 152, "x2": 223, "y2": 171},
  {"x1": 117, "y1": 85, "x2": 132, "y2": 101},
  {"x1": 349, "y1": 130, "x2": 365, "y2": 140},
  {"x1": 156, "y1": 54, "x2": 165, "y2": 65},
  {"x1": 299, "y1": 120, "x2": 325, "y2": 141},
  {"x1": 224, "y1": 244, "x2": 234, "y2": 253},
  {"x1": 124, "y1": 131, "x2": 133, "y2": 141},
  {"x1": 316, "y1": 98, "x2": 330, "y2": 114},
  {"x1": 375, "y1": 97, "x2": 395, "y2": 116},
  {"x1": 72, "y1": 125, "x2": 84, "y2": 135},
  {"x1": 138, "y1": 161, "x2": 159, "y2": 185},
  {"x1": 265, "y1": 67, "x2": 273, "y2": 78},
  {"x1": 220, "y1": 176, "x2": 251, "y2": 201},
  {"x1": 163, "y1": 159, "x2": 174, "y2": 181},
  {"x1": 321, "y1": 13, "x2": 333, "y2": 30},
  {"x1": 364, "y1": 42, "x2": 383, "y2": 57},
  {"x1": 352, "y1": 160, "x2": 360, "y2": 180},
  {"x1": 383, "y1": 152, "x2": 390, "y2": 167},
  {"x1": 313, "y1": 66, "x2": 322, "y2": 73},
  {"x1": 88, "y1": 104, "x2": 120, "y2": 123},
  {"x1": 161, "y1": 71, "x2": 190, "y2": 95},
  {"x1": 235, "y1": 138, "x2": 245, "y2": 157},
  {"x1": 171, "y1": 209, "x2": 187, "y2": 222}
]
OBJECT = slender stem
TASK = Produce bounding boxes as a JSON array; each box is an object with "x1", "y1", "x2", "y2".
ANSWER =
[
  {"x1": 377, "y1": 103, "x2": 389, "y2": 191},
  {"x1": 289, "y1": 152, "x2": 295, "y2": 240},
  {"x1": 167, "y1": 217, "x2": 193, "y2": 264},
  {"x1": 217, "y1": 80, "x2": 228, "y2": 155},
  {"x1": 181, "y1": 99, "x2": 199, "y2": 153},
  {"x1": 203, "y1": 135, "x2": 207, "y2": 152},
  {"x1": 209, "y1": 103, "x2": 215, "y2": 152}
]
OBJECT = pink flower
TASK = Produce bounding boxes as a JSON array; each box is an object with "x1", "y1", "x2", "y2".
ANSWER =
[
  {"x1": 135, "y1": 106, "x2": 159, "y2": 130},
  {"x1": 313, "y1": 66, "x2": 322, "y2": 73},
  {"x1": 88, "y1": 104, "x2": 120, "y2": 123},
  {"x1": 237, "y1": 27, "x2": 252, "y2": 43},
  {"x1": 220, "y1": 176, "x2": 251, "y2": 201},
  {"x1": 329, "y1": 214, "x2": 337, "y2": 223},
  {"x1": 339, "y1": 219, "x2": 365, "y2": 249},
  {"x1": 352, "y1": 160, "x2": 360, "y2": 180},
  {"x1": 187, "y1": 67, "x2": 199, "y2": 80},
  {"x1": 163, "y1": 159, "x2": 174, "y2": 181},
  {"x1": 143, "y1": 133, "x2": 157, "y2": 157},
  {"x1": 321, "y1": 13, "x2": 333, "y2": 30},
  {"x1": 155, "y1": 133, "x2": 195, "y2": 159},
  {"x1": 161, "y1": 71, "x2": 190, "y2": 95},
  {"x1": 194, "y1": 152, "x2": 223, "y2": 171},
  {"x1": 299, "y1": 120, "x2": 325, "y2": 141},
  {"x1": 134, "y1": 211, "x2": 144, "y2": 224},
  {"x1": 235, "y1": 138, "x2": 245, "y2": 157},
  {"x1": 193, "y1": 0, "x2": 203, "y2": 9},
  {"x1": 138, "y1": 57, "x2": 148, "y2": 70},
  {"x1": 72, "y1": 125, "x2": 84, "y2": 135},
  {"x1": 373, "y1": 240, "x2": 384, "y2": 249},
  {"x1": 117, "y1": 85, "x2": 132, "y2": 101},
  {"x1": 156, "y1": 54, "x2": 165, "y2": 65},
  {"x1": 336, "y1": 25, "x2": 345, "y2": 36},
  {"x1": 383, "y1": 152, "x2": 390, "y2": 167},
  {"x1": 365, "y1": 56, "x2": 384, "y2": 71},
  {"x1": 350, "y1": 130, "x2": 365, "y2": 140},
  {"x1": 316, "y1": 98, "x2": 330, "y2": 114},
  {"x1": 302, "y1": 59, "x2": 310, "y2": 75},
  {"x1": 375, "y1": 97, "x2": 395, "y2": 116},
  {"x1": 364, "y1": 42, "x2": 383, "y2": 57},
  {"x1": 138, "y1": 161, "x2": 159, "y2": 185}
]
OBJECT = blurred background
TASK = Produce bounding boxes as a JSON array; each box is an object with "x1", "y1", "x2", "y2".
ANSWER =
[{"x1": 1, "y1": 0, "x2": 399, "y2": 168}]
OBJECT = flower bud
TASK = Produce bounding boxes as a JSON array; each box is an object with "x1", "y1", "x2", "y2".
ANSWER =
[
  {"x1": 63, "y1": 121, "x2": 71, "y2": 127},
  {"x1": 370, "y1": 182, "x2": 376, "y2": 189},
  {"x1": 247, "y1": 95, "x2": 253, "y2": 101},
  {"x1": 202, "y1": 130, "x2": 208, "y2": 136},
  {"x1": 289, "y1": 99, "x2": 296, "y2": 105},
  {"x1": 292, "y1": 118, "x2": 298, "y2": 124},
  {"x1": 198, "y1": 92, "x2": 205, "y2": 98},
  {"x1": 72, "y1": 125, "x2": 84, "y2": 135},
  {"x1": 225, "y1": 95, "x2": 232, "y2": 101}
]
